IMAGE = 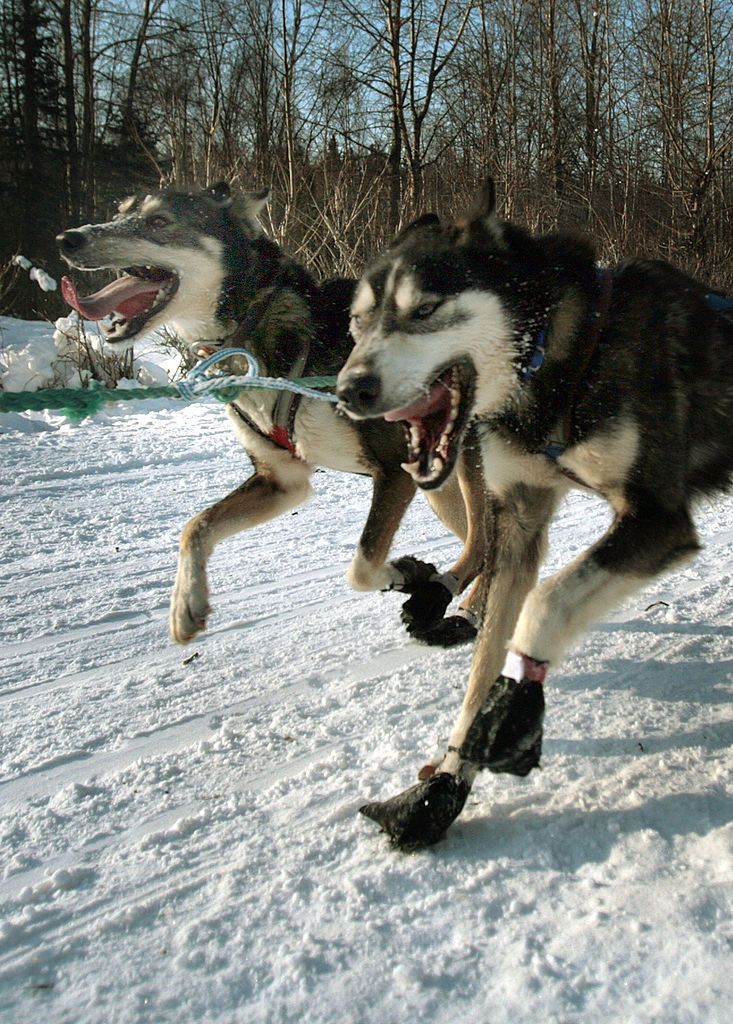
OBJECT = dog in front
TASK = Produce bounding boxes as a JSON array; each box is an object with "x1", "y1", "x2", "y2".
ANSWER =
[
  {"x1": 337, "y1": 179, "x2": 733, "y2": 849},
  {"x1": 56, "y1": 183, "x2": 486, "y2": 646}
]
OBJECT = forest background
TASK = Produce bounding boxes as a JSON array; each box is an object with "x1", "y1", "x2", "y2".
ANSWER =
[{"x1": 2, "y1": 0, "x2": 732, "y2": 323}]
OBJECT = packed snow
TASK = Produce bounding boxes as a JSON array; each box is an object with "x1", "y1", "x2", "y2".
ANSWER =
[{"x1": 1, "y1": 317, "x2": 732, "y2": 1024}]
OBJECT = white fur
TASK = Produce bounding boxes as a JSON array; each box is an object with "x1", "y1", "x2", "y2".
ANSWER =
[
  {"x1": 558, "y1": 418, "x2": 639, "y2": 499},
  {"x1": 481, "y1": 430, "x2": 565, "y2": 496},
  {"x1": 164, "y1": 240, "x2": 227, "y2": 341},
  {"x1": 346, "y1": 548, "x2": 403, "y2": 591},
  {"x1": 351, "y1": 280, "x2": 376, "y2": 321},
  {"x1": 510, "y1": 558, "x2": 644, "y2": 665},
  {"x1": 345, "y1": 289, "x2": 519, "y2": 420},
  {"x1": 393, "y1": 276, "x2": 420, "y2": 316},
  {"x1": 295, "y1": 399, "x2": 368, "y2": 473},
  {"x1": 139, "y1": 195, "x2": 163, "y2": 216}
]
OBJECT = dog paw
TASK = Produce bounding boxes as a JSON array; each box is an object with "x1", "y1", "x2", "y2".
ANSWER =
[
  {"x1": 409, "y1": 614, "x2": 477, "y2": 647},
  {"x1": 400, "y1": 581, "x2": 454, "y2": 634},
  {"x1": 169, "y1": 577, "x2": 211, "y2": 644},
  {"x1": 389, "y1": 555, "x2": 439, "y2": 592},
  {"x1": 360, "y1": 772, "x2": 471, "y2": 851},
  {"x1": 460, "y1": 675, "x2": 544, "y2": 777}
]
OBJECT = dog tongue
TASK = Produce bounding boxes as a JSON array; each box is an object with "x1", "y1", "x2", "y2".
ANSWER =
[
  {"x1": 384, "y1": 380, "x2": 446, "y2": 422},
  {"x1": 61, "y1": 275, "x2": 162, "y2": 321}
]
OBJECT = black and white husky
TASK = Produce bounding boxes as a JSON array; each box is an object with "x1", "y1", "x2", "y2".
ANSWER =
[
  {"x1": 337, "y1": 179, "x2": 733, "y2": 849},
  {"x1": 56, "y1": 183, "x2": 485, "y2": 646}
]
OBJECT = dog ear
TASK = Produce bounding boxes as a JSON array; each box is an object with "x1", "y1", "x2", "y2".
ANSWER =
[
  {"x1": 391, "y1": 212, "x2": 441, "y2": 247},
  {"x1": 457, "y1": 176, "x2": 506, "y2": 249},
  {"x1": 474, "y1": 177, "x2": 497, "y2": 219},
  {"x1": 229, "y1": 188, "x2": 271, "y2": 238}
]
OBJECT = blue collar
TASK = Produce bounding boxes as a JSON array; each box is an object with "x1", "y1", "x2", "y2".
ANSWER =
[{"x1": 521, "y1": 325, "x2": 548, "y2": 382}]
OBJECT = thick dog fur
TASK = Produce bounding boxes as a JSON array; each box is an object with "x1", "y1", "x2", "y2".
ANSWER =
[
  {"x1": 337, "y1": 179, "x2": 733, "y2": 848},
  {"x1": 56, "y1": 183, "x2": 485, "y2": 645}
]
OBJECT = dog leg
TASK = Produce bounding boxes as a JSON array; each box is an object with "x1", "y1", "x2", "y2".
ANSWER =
[
  {"x1": 510, "y1": 495, "x2": 700, "y2": 667},
  {"x1": 170, "y1": 466, "x2": 312, "y2": 643},
  {"x1": 370, "y1": 495, "x2": 701, "y2": 848},
  {"x1": 361, "y1": 484, "x2": 557, "y2": 849},
  {"x1": 408, "y1": 434, "x2": 489, "y2": 645},
  {"x1": 346, "y1": 470, "x2": 417, "y2": 591}
]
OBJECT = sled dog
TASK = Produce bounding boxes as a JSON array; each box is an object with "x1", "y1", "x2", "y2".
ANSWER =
[
  {"x1": 57, "y1": 183, "x2": 485, "y2": 645},
  {"x1": 337, "y1": 179, "x2": 733, "y2": 849}
]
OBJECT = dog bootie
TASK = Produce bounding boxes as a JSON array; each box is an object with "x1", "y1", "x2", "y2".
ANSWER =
[
  {"x1": 389, "y1": 555, "x2": 456, "y2": 634},
  {"x1": 360, "y1": 772, "x2": 471, "y2": 851},
  {"x1": 460, "y1": 661, "x2": 546, "y2": 777}
]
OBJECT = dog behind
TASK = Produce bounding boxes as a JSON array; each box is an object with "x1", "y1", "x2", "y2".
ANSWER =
[{"x1": 56, "y1": 183, "x2": 486, "y2": 647}]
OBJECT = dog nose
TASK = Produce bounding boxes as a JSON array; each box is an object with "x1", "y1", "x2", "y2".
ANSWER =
[
  {"x1": 336, "y1": 372, "x2": 382, "y2": 415},
  {"x1": 56, "y1": 230, "x2": 87, "y2": 254}
]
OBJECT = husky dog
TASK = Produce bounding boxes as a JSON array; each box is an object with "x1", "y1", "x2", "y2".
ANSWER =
[
  {"x1": 56, "y1": 183, "x2": 485, "y2": 646},
  {"x1": 337, "y1": 179, "x2": 733, "y2": 849}
]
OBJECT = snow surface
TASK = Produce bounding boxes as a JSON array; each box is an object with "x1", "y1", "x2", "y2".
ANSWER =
[{"x1": 2, "y1": 321, "x2": 733, "y2": 1023}]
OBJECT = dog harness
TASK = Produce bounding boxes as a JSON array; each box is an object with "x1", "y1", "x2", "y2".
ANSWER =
[
  {"x1": 199, "y1": 302, "x2": 311, "y2": 459},
  {"x1": 525, "y1": 276, "x2": 732, "y2": 471},
  {"x1": 523, "y1": 267, "x2": 614, "y2": 463}
]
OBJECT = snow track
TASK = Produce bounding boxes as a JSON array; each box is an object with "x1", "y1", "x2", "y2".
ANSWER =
[{"x1": 2, "y1": 401, "x2": 733, "y2": 1024}]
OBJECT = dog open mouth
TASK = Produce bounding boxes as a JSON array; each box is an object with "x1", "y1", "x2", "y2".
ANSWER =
[
  {"x1": 61, "y1": 267, "x2": 179, "y2": 342},
  {"x1": 384, "y1": 362, "x2": 475, "y2": 489}
]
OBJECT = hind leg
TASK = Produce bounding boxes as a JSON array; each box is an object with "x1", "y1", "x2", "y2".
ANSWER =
[{"x1": 170, "y1": 464, "x2": 312, "y2": 643}]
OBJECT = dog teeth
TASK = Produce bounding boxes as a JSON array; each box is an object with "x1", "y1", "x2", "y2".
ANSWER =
[
  {"x1": 401, "y1": 460, "x2": 421, "y2": 480},
  {"x1": 431, "y1": 455, "x2": 445, "y2": 475}
]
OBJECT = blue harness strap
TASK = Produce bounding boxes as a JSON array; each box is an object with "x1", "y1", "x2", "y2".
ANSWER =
[
  {"x1": 526, "y1": 267, "x2": 614, "y2": 463},
  {"x1": 532, "y1": 284, "x2": 732, "y2": 470},
  {"x1": 705, "y1": 292, "x2": 733, "y2": 314}
]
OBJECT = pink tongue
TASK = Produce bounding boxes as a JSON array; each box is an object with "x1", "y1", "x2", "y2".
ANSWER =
[
  {"x1": 384, "y1": 380, "x2": 447, "y2": 422},
  {"x1": 61, "y1": 275, "x2": 162, "y2": 321}
]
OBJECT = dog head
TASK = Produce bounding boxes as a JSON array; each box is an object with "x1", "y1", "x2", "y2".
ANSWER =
[
  {"x1": 336, "y1": 180, "x2": 557, "y2": 489},
  {"x1": 56, "y1": 182, "x2": 271, "y2": 344}
]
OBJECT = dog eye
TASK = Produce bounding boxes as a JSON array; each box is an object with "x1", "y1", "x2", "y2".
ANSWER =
[{"x1": 413, "y1": 301, "x2": 440, "y2": 320}]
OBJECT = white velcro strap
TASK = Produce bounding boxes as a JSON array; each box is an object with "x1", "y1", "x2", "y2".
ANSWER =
[
  {"x1": 430, "y1": 571, "x2": 460, "y2": 596},
  {"x1": 501, "y1": 650, "x2": 526, "y2": 683}
]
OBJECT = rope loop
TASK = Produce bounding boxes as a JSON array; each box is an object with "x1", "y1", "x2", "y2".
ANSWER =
[
  {"x1": 175, "y1": 346, "x2": 338, "y2": 404},
  {"x1": 0, "y1": 345, "x2": 339, "y2": 421}
]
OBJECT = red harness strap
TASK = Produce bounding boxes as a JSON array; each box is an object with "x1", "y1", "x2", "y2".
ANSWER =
[
  {"x1": 229, "y1": 398, "x2": 303, "y2": 459},
  {"x1": 268, "y1": 423, "x2": 298, "y2": 457}
]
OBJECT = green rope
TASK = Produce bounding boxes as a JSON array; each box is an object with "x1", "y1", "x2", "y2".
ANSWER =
[{"x1": 0, "y1": 376, "x2": 338, "y2": 425}]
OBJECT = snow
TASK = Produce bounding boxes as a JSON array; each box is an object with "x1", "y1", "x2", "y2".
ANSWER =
[
  {"x1": 0, "y1": 316, "x2": 182, "y2": 397},
  {"x1": 2, "y1": 319, "x2": 733, "y2": 1023}
]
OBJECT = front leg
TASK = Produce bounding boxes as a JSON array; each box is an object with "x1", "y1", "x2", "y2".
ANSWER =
[
  {"x1": 345, "y1": 469, "x2": 416, "y2": 591},
  {"x1": 406, "y1": 432, "x2": 488, "y2": 645},
  {"x1": 363, "y1": 491, "x2": 700, "y2": 849},
  {"x1": 361, "y1": 484, "x2": 557, "y2": 848},
  {"x1": 170, "y1": 466, "x2": 311, "y2": 643}
]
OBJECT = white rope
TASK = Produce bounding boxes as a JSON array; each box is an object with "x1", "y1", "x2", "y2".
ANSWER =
[{"x1": 175, "y1": 348, "x2": 339, "y2": 404}]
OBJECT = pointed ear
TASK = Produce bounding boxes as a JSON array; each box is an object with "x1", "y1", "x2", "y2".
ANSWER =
[
  {"x1": 474, "y1": 177, "x2": 496, "y2": 219},
  {"x1": 457, "y1": 177, "x2": 505, "y2": 248},
  {"x1": 391, "y1": 212, "x2": 440, "y2": 247},
  {"x1": 230, "y1": 188, "x2": 271, "y2": 237}
]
